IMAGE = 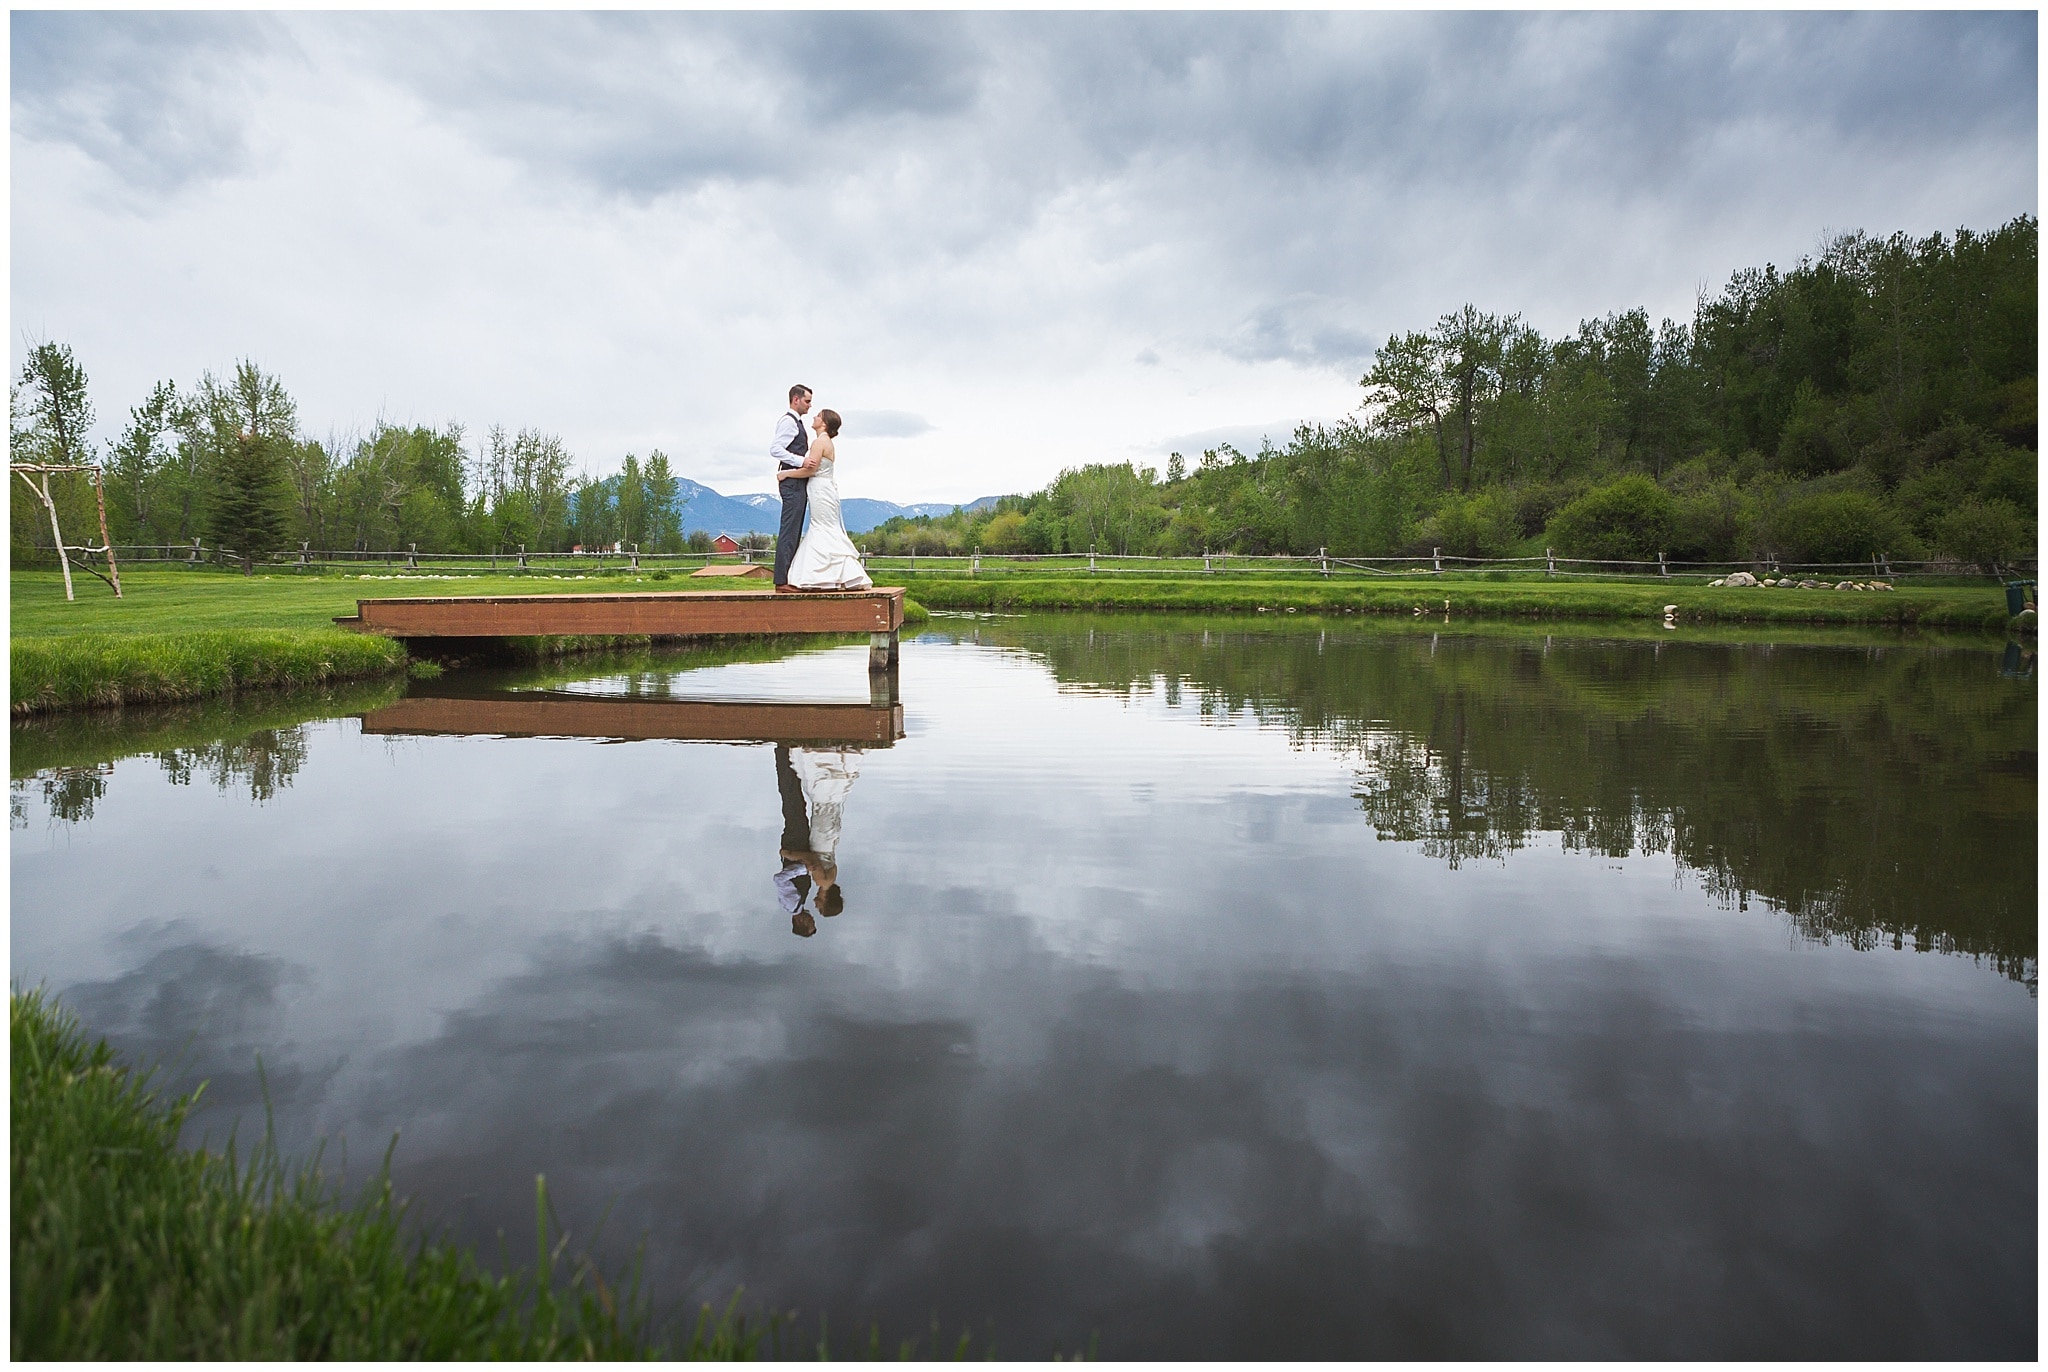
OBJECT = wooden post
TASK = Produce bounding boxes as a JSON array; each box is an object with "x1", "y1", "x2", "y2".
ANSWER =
[
  {"x1": 518, "y1": 544, "x2": 528, "y2": 570},
  {"x1": 408, "y1": 542, "x2": 418, "y2": 569},
  {"x1": 1659, "y1": 551, "x2": 1669, "y2": 579},
  {"x1": 1203, "y1": 549, "x2": 1211, "y2": 574},
  {"x1": 1432, "y1": 547, "x2": 1442, "y2": 576},
  {"x1": 191, "y1": 537, "x2": 202, "y2": 563},
  {"x1": 90, "y1": 467, "x2": 121, "y2": 597},
  {"x1": 971, "y1": 550, "x2": 979, "y2": 576},
  {"x1": 869, "y1": 661, "x2": 900, "y2": 708},
  {"x1": 1089, "y1": 546, "x2": 1097, "y2": 572},
  {"x1": 1320, "y1": 546, "x2": 1328, "y2": 576},
  {"x1": 1546, "y1": 547, "x2": 1556, "y2": 577},
  {"x1": 22, "y1": 472, "x2": 76, "y2": 601},
  {"x1": 869, "y1": 631, "x2": 899, "y2": 673}
]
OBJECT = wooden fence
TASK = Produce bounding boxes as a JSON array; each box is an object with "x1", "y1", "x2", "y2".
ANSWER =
[{"x1": 13, "y1": 542, "x2": 2035, "y2": 584}]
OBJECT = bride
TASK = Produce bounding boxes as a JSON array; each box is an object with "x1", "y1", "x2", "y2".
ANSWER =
[{"x1": 782, "y1": 409, "x2": 873, "y2": 590}]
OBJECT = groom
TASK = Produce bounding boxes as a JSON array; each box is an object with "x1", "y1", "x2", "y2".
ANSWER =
[{"x1": 771, "y1": 384, "x2": 814, "y2": 590}]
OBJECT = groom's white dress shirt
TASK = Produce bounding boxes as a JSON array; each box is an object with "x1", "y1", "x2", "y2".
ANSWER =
[{"x1": 772, "y1": 411, "x2": 807, "y2": 470}]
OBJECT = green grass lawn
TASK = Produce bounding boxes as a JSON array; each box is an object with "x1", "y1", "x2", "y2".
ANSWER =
[
  {"x1": 7, "y1": 565, "x2": 2018, "y2": 713},
  {"x1": 10, "y1": 569, "x2": 927, "y2": 713},
  {"x1": 899, "y1": 569, "x2": 2021, "y2": 630},
  {"x1": 10, "y1": 567, "x2": 707, "y2": 637}
]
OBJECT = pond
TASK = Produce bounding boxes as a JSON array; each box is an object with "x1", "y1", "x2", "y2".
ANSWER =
[{"x1": 11, "y1": 615, "x2": 2037, "y2": 1358}]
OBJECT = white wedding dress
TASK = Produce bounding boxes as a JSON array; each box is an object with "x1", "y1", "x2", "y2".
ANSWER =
[
  {"x1": 788, "y1": 456, "x2": 873, "y2": 590},
  {"x1": 794, "y1": 748, "x2": 861, "y2": 861}
]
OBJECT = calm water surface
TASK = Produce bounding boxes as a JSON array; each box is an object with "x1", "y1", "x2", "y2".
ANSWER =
[{"x1": 11, "y1": 616, "x2": 2036, "y2": 1358}]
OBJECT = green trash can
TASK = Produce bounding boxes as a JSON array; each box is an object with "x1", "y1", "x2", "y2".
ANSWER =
[{"x1": 2007, "y1": 580, "x2": 2036, "y2": 616}]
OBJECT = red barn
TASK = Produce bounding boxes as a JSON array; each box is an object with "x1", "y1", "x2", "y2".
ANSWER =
[{"x1": 712, "y1": 534, "x2": 743, "y2": 555}]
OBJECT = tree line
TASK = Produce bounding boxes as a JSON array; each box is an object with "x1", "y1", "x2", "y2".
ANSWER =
[
  {"x1": 9, "y1": 356, "x2": 721, "y2": 570},
  {"x1": 14, "y1": 215, "x2": 2034, "y2": 572},
  {"x1": 862, "y1": 215, "x2": 2036, "y2": 568}
]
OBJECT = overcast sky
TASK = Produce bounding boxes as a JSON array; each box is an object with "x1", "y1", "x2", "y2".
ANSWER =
[{"x1": 11, "y1": 10, "x2": 2037, "y2": 503}]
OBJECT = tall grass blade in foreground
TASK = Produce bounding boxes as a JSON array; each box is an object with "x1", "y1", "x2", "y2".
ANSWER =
[
  {"x1": 9, "y1": 988, "x2": 665, "y2": 1358},
  {"x1": 10, "y1": 990, "x2": 1015, "y2": 1360}
]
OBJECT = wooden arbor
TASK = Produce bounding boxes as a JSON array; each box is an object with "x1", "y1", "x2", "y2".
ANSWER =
[{"x1": 11, "y1": 463, "x2": 121, "y2": 601}]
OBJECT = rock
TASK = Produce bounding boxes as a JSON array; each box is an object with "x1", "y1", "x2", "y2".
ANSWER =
[
  {"x1": 1708, "y1": 578, "x2": 1726, "y2": 587},
  {"x1": 1724, "y1": 571, "x2": 1759, "y2": 587},
  {"x1": 1663, "y1": 604, "x2": 1678, "y2": 614},
  {"x1": 1799, "y1": 580, "x2": 1821, "y2": 589},
  {"x1": 1835, "y1": 581, "x2": 1857, "y2": 590},
  {"x1": 1871, "y1": 580, "x2": 1893, "y2": 590}
]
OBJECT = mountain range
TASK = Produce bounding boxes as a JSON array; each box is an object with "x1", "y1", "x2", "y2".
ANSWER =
[{"x1": 673, "y1": 478, "x2": 1002, "y2": 536}]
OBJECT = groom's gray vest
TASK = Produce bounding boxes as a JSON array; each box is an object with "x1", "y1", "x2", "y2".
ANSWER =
[{"x1": 775, "y1": 412, "x2": 810, "y2": 584}]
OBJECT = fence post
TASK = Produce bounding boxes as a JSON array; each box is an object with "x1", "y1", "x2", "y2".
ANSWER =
[
  {"x1": 1659, "y1": 551, "x2": 1668, "y2": 579},
  {"x1": 191, "y1": 537, "x2": 201, "y2": 564},
  {"x1": 408, "y1": 542, "x2": 418, "y2": 569},
  {"x1": 518, "y1": 544, "x2": 528, "y2": 570},
  {"x1": 299, "y1": 540, "x2": 309, "y2": 566},
  {"x1": 1546, "y1": 547, "x2": 1556, "y2": 578},
  {"x1": 1090, "y1": 546, "x2": 1097, "y2": 572},
  {"x1": 1320, "y1": 546, "x2": 1328, "y2": 577},
  {"x1": 1203, "y1": 549, "x2": 1211, "y2": 574},
  {"x1": 1432, "y1": 547, "x2": 1442, "y2": 576},
  {"x1": 630, "y1": 543, "x2": 639, "y2": 570},
  {"x1": 1881, "y1": 553, "x2": 1892, "y2": 578},
  {"x1": 971, "y1": 550, "x2": 980, "y2": 576}
]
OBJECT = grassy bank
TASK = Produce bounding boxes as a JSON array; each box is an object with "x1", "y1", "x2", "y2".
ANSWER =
[
  {"x1": 899, "y1": 571, "x2": 2022, "y2": 631},
  {"x1": 9, "y1": 570, "x2": 927, "y2": 715},
  {"x1": 11, "y1": 990, "x2": 1029, "y2": 1360},
  {"x1": 11, "y1": 629, "x2": 409, "y2": 714},
  {"x1": 11, "y1": 989, "x2": 677, "y2": 1359}
]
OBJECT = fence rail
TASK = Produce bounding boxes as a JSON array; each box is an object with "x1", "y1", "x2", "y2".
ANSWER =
[{"x1": 12, "y1": 543, "x2": 2034, "y2": 584}]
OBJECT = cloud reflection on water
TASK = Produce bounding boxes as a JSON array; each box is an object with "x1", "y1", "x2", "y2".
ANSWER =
[{"x1": 8, "y1": 626, "x2": 2036, "y2": 1357}]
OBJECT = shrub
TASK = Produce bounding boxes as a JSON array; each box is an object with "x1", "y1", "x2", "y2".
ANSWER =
[
  {"x1": 1977, "y1": 443, "x2": 2038, "y2": 512},
  {"x1": 1935, "y1": 498, "x2": 2032, "y2": 571},
  {"x1": 1511, "y1": 482, "x2": 1576, "y2": 538},
  {"x1": 1545, "y1": 475, "x2": 1678, "y2": 561},
  {"x1": 1426, "y1": 489, "x2": 1521, "y2": 558},
  {"x1": 1669, "y1": 479, "x2": 1752, "y2": 561},
  {"x1": 1767, "y1": 490, "x2": 1911, "y2": 563},
  {"x1": 979, "y1": 511, "x2": 1029, "y2": 553}
]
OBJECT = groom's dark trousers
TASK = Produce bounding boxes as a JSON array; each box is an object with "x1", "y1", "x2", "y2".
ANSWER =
[
  {"x1": 776, "y1": 744, "x2": 814, "y2": 855},
  {"x1": 774, "y1": 476, "x2": 808, "y2": 585}
]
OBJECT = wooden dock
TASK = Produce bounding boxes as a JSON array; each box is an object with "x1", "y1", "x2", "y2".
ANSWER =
[
  {"x1": 337, "y1": 587, "x2": 905, "y2": 641},
  {"x1": 361, "y1": 693, "x2": 904, "y2": 746}
]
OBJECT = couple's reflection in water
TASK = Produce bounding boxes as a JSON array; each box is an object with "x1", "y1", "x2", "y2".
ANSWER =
[
  {"x1": 348, "y1": 672, "x2": 902, "y2": 939},
  {"x1": 775, "y1": 743, "x2": 857, "y2": 937}
]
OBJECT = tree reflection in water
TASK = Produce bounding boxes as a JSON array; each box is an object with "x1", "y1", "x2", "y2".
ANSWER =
[{"x1": 990, "y1": 620, "x2": 2037, "y2": 986}]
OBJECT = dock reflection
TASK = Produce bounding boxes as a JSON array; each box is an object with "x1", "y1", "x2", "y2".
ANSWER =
[{"x1": 360, "y1": 690, "x2": 904, "y2": 746}]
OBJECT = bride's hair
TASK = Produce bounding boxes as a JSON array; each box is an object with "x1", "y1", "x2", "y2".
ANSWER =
[{"x1": 818, "y1": 409, "x2": 841, "y2": 438}]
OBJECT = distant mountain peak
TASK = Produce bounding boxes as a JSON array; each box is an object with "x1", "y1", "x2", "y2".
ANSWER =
[{"x1": 668, "y1": 478, "x2": 1007, "y2": 535}]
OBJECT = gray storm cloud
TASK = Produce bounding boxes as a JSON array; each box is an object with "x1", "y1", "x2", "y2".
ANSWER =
[{"x1": 10, "y1": 11, "x2": 2036, "y2": 500}]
